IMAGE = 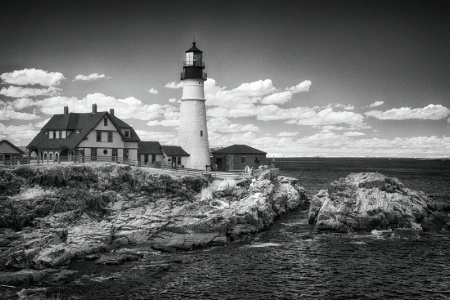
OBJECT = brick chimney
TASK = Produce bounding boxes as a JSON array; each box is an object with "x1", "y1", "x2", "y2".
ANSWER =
[
  {"x1": 92, "y1": 104, "x2": 97, "y2": 114},
  {"x1": 110, "y1": 108, "x2": 114, "y2": 116},
  {"x1": 64, "y1": 106, "x2": 69, "y2": 115}
]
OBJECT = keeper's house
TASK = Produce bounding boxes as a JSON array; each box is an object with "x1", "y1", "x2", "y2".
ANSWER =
[
  {"x1": 27, "y1": 105, "x2": 140, "y2": 161},
  {"x1": 211, "y1": 144, "x2": 267, "y2": 171}
]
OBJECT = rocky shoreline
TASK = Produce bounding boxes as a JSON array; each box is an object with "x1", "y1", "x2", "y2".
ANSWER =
[{"x1": 0, "y1": 164, "x2": 307, "y2": 289}]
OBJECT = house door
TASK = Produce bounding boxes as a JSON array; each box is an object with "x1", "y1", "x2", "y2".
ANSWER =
[
  {"x1": 171, "y1": 156, "x2": 176, "y2": 168},
  {"x1": 216, "y1": 158, "x2": 223, "y2": 171},
  {"x1": 112, "y1": 148, "x2": 118, "y2": 161},
  {"x1": 124, "y1": 149, "x2": 129, "y2": 161}
]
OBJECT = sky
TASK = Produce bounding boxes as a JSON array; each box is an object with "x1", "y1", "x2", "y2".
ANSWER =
[{"x1": 1, "y1": 0, "x2": 450, "y2": 157}]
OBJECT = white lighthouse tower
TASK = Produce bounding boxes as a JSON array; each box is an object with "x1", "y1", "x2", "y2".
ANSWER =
[{"x1": 178, "y1": 42, "x2": 210, "y2": 170}]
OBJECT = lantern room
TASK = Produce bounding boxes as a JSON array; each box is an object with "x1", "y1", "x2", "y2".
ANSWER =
[{"x1": 181, "y1": 42, "x2": 207, "y2": 80}]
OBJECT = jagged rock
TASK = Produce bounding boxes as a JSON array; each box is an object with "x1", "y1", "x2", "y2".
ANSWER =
[
  {"x1": 32, "y1": 244, "x2": 72, "y2": 269},
  {"x1": 309, "y1": 172, "x2": 448, "y2": 233},
  {"x1": 46, "y1": 270, "x2": 79, "y2": 284},
  {"x1": 0, "y1": 269, "x2": 58, "y2": 286},
  {"x1": 0, "y1": 164, "x2": 306, "y2": 286}
]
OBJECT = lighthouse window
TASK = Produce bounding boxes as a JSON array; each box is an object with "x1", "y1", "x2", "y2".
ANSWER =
[{"x1": 200, "y1": 130, "x2": 203, "y2": 137}]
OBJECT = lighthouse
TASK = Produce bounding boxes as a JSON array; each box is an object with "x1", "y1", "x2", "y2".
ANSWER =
[{"x1": 178, "y1": 42, "x2": 210, "y2": 170}]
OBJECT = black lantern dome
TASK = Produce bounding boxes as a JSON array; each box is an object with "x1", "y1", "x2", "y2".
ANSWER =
[{"x1": 181, "y1": 42, "x2": 207, "y2": 80}]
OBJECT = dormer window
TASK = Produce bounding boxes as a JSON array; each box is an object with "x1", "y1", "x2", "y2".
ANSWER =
[{"x1": 124, "y1": 130, "x2": 130, "y2": 138}]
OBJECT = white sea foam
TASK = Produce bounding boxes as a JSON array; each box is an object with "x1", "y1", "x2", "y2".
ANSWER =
[{"x1": 244, "y1": 243, "x2": 282, "y2": 248}]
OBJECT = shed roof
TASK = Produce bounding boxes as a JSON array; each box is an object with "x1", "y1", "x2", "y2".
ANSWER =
[
  {"x1": 212, "y1": 144, "x2": 267, "y2": 155},
  {"x1": 161, "y1": 145, "x2": 190, "y2": 157},
  {"x1": 0, "y1": 140, "x2": 24, "y2": 154},
  {"x1": 138, "y1": 141, "x2": 163, "y2": 154}
]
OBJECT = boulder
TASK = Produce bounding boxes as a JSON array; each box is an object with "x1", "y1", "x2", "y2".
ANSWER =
[{"x1": 309, "y1": 172, "x2": 448, "y2": 233}]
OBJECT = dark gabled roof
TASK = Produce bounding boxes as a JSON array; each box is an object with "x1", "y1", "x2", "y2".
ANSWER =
[
  {"x1": 212, "y1": 144, "x2": 267, "y2": 155},
  {"x1": 138, "y1": 141, "x2": 163, "y2": 154},
  {"x1": 110, "y1": 115, "x2": 140, "y2": 143},
  {"x1": 0, "y1": 140, "x2": 24, "y2": 154},
  {"x1": 161, "y1": 145, "x2": 190, "y2": 157},
  {"x1": 186, "y1": 42, "x2": 202, "y2": 53},
  {"x1": 27, "y1": 111, "x2": 140, "y2": 150}
]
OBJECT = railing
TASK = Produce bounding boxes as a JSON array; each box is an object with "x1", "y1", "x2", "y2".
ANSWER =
[
  {"x1": 180, "y1": 71, "x2": 207, "y2": 80},
  {"x1": 183, "y1": 61, "x2": 205, "y2": 68}
]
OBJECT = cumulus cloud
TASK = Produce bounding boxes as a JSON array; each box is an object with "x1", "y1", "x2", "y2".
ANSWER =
[
  {"x1": 208, "y1": 117, "x2": 259, "y2": 133},
  {"x1": 148, "y1": 88, "x2": 159, "y2": 95},
  {"x1": 164, "y1": 81, "x2": 183, "y2": 89},
  {"x1": 204, "y1": 78, "x2": 311, "y2": 107},
  {"x1": 365, "y1": 104, "x2": 450, "y2": 120},
  {"x1": 73, "y1": 73, "x2": 108, "y2": 81},
  {"x1": 146, "y1": 120, "x2": 179, "y2": 127},
  {"x1": 11, "y1": 98, "x2": 35, "y2": 110},
  {"x1": 1, "y1": 68, "x2": 64, "y2": 86},
  {"x1": 168, "y1": 98, "x2": 178, "y2": 103},
  {"x1": 287, "y1": 80, "x2": 312, "y2": 93},
  {"x1": 334, "y1": 103, "x2": 355, "y2": 110},
  {"x1": 34, "y1": 93, "x2": 165, "y2": 120},
  {"x1": 134, "y1": 130, "x2": 177, "y2": 145},
  {"x1": 343, "y1": 131, "x2": 366, "y2": 137},
  {"x1": 277, "y1": 131, "x2": 298, "y2": 137},
  {"x1": 205, "y1": 78, "x2": 275, "y2": 106},
  {"x1": 261, "y1": 91, "x2": 293, "y2": 105},
  {"x1": 0, "y1": 86, "x2": 60, "y2": 98},
  {"x1": 209, "y1": 132, "x2": 450, "y2": 158},
  {"x1": 320, "y1": 125, "x2": 347, "y2": 131},
  {"x1": 0, "y1": 107, "x2": 40, "y2": 121},
  {"x1": 369, "y1": 100, "x2": 384, "y2": 108},
  {"x1": 0, "y1": 123, "x2": 39, "y2": 145}
]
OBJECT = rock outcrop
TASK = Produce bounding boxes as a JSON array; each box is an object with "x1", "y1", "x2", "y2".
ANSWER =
[
  {"x1": 308, "y1": 172, "x2": 450, "y2": 233},
  {"x1": 0, "y1": 164, "x2": 306, "y2": 287}
]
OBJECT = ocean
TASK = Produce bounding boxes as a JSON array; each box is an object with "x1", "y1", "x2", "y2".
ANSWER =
[{"x1": 51, "y1": 158, "x2": 450, "y2": 299}]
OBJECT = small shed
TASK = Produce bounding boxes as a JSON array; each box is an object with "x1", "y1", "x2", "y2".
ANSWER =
[
  {"x1": 161, "y1": 145, "x2": 190, "y2": 168},
  {"x1": 211, "y1": 144, "x2": 267, "y2": 171},
  {"x1": 0, "y1": 140, "x2": 24, "y2": 165},
  {"x1": 138, "y1": 141, "x2": 163, "y2": 165}
]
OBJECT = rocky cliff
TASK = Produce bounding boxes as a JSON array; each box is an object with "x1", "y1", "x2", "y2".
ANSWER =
[
  {"x1": 308, "y1": 172, "x2": 450, "y2": 233},
  {"x1": 0, "y1": 164, "x2": 306, "y2": 287}
]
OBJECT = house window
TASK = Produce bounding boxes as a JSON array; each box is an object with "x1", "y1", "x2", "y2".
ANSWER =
[
  {"x1": 59, "y1": 131, "x2": 62, "y2": 139},
  {"x1": 124, "y1": 130, "x2": 130, "y2": 138},
  {"x1": 104, "y1": 117, "x2": 108, "y2": 126},
  {"x1": 96, "y1": 131, "x2": 101, "y2": 142},
  {"x1": 103, "y1": 149, "x2": 108, "y2": 155},
  {"x1": 49, "y1": 131, "x2": 53, "y2": 139},
  {"x1": 177, "y1": 157, "x2": 181, "y2": 165},
  {"x1": 108, "y1": 132, "x2": 113, "y2": 142},
  {"x1": 241, "y1": 156, "x2": 246, "y2": 164},
  {"x1": 255, "y1": 157, "x2": 260, "y2": 164},
  {"x1": 200, "y1": 131, "x2": 203, "y2": 137}
]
